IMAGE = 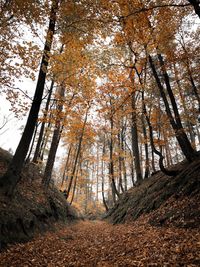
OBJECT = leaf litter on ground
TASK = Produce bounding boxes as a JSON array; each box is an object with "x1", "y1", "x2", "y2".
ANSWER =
[{"x1": 0, "y1": 216, "x2": 199, "y2": 267}]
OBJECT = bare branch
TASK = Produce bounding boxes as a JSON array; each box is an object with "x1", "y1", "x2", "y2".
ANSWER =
[
  {"x1": 7, "y1": 85, "x2": 33, "y2": 101},
  {"x1": 119, "y1": 3, "x2": 192, "y2": 20}
]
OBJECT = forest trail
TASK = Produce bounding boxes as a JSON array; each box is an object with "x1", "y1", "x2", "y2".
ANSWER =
[{"x1": 0, "y1": 219, "x2": 199, "y2": 267}]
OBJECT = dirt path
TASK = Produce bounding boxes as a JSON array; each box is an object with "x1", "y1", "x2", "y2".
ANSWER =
[{"x1": 0, "y1": 220, "x2": 199, "y2": 266}]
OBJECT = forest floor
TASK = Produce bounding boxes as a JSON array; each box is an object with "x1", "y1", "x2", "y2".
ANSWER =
[{"x1": 0, "y1": 218, "x2": 199, "y2": 267}]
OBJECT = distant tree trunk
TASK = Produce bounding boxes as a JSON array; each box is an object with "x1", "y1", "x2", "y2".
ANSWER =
[
  {"x1": 39, "y1": 105, "x2": 55, "y2": 162},
  {"x1": 141, "y1": 111, "x2": 149, "y2": 178},
  {"x1": 43, "y1": 90, "x2": 76, "y2": 187},
  {"x1": 0, "y1": 0, "x2": 59, "y2": 196},
  {"x1": 133, "y1": 66, "x2": 153, "y2": 175},
  {"x1": 39, "y1": 122, "x2": 53, "y2": 161},
  {"x1": 151, "y1": 145, "x2": 156, "y2": 173},
  {"x1": 65, "y1": 106, "x2": 90, "y2": 199},
  {"x1": 32, "y1": 79, "x2": 54, "y2": 163},
  {"x1": 173, "y1": 64, "x2": 196, "y2": 148},
  {"x1": 42, "y1": 84, "x2": 65, "y2": 187},
  {"x1": 120, "y1": 124, "x2": 128, "y2": 191},
  {"x1": 124, "y1": 139, "x2": 134, "y2": 186},
  {"x1": 26, "y1": 122, "x2": 39, "y2": 163},
  {"x1": 96, "y1": 143, "x2": 99, "y2": 201},
  {"x1": 142, "y1": 89, "x2": 178, "y2": 176},
  {"x1": 131, "y1": 90, "x2": 142, "y2": 184},
  {"x1": 149, "y1": 54, "x2": 198, "y2": 162},
  {"x1": 70, "y1": 158, "x2": 81, "y2": 205},
  {"x1": 61, "y1": 144, "x2": 72, "y2": 187},
  {"x1": 162, "y1": 129, "x2": 173, "y2": 167},
  {"x1": 117, "y1": 132, "x2": 124, "y2": 193},
  {"x1": 109, "y1": 114, "x2": 120, "y2": 204},
  {"x1": 102, "y1": 139, "x2": 109, "y2": 211}
]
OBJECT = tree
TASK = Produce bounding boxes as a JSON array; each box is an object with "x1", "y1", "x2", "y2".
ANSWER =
[
  {"x1": 0, "y1": 0, "x2": 59, "y2": 196},
  {"x1": 149, "y1": 54, "x2": 198, "y2": 162}
]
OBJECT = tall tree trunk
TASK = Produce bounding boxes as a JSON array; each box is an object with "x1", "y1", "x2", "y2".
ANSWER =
[
  {"x1": 120, "y1": 125, "x2": 127, "y2": 191},
  {"x1": 65, "y1": 106, "x2": 90, "y2": 199},
  {"x1": 39, "y1": 100, "x2": 55, "y2": 161},
  {"x1": 26, "y1": 122, "x2": 39, "y2": 163},
  {"x1": 117, "y1": 133, "x2": 124, "y2": 193},
  {"x1": 0, "y1": 0, "x2": 59, "y2": 196},
  {"x1": 162, "y1": 128, "x2": 173, "y2": 167},
  {"x1": 70, "y1": 158, "x2": 81, "y2": 205},
  {"x1": 96, "y1": 143, "x2": 99, "y2": 201},
  {"x1": 32, "y1": 79, "x2": 54, "y2": 163},
  {"x1": 102, "y1": 139, "x2": 109, "y2": 211},
  {"x1": 142, "y1": 90, "x2": 178, "y2": 176},
  {"x1": 141, "y1": 111, "x2": 149, "y2": 178},
  {"x1": 149, "y1": 54, "x2": 197, "y2": 162},
  {"x1": 109, "y1": 114, "x2": 120, "y2": 204},
  {"x1": 131, "y1": 91, "x2": 142, "y2": 184},
  {"x1": 61, "y1": 144, "x2": 72, "y2": 187},
  {"x1": 42, "y1": 84, "x2": 65, "y2": 187},
  {"x1": 39, "y1": 121, "x2": 53, "y2": 161},
  {"x1": 124, "y1": 139, "x2": 135, "y2": 186},
  {"x1": 174, "y1": 64, "x2": 196, "y2": 148}
]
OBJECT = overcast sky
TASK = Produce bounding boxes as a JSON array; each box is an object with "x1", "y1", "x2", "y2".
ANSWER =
[{"x1": 0, "y1": 78, "x2": 35, "y2": 153}]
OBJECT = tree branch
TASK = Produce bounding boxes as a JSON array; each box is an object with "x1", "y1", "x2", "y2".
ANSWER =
[{"x1": 119, "y1": 3, "x2": 192, "y2": 20}]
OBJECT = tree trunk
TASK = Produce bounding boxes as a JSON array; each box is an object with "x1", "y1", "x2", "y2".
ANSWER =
[
  {"x1": 26, "y1": 122, "x2": 39, "y2": 163},
  {"x1": 124, "y1": 139, "x2": 135, "y2": 186},
  {"x1": 149, "y1": 54, "x2": 197, "y2": 162},
  {"x1": 102, "y1": 139, "x2": 109, "y2": 211},
  {"x1": 61, "y1": 144, "x2": 72, "y2": 187},
  {"x1": 65, "y1": 107, "x2": 89, "y2": 199},
  {"x1": 42, "y1": 84, "x2": 65, "y2": 187},
  {"x1": 120, "y1": 127, "x2": 128, "y2": 191},
  {"x1": 141, "y1": 111, "x2": 149, "y2": 178},
  {"x1": 142, "y1": 89, "x2": 178, "y2": 176},
  {"x1": 96, "y1": 144, "x2": 99, "y2": 201},
  {"x1": 117, "y1": 132, "x2": 124, "y2": 193},
  {"x1": 173, "y1": 63, "x2": 196, "y2": 148},
  {"x1": 39, "y1": 121, "x2": 53, "y2": 161},
  {"x1": 109, "y1": 115, "x2": 120, "y2": 204},
  {"x1": 70, "y1": 158, "x2": 81, "y2": 205},
  {"x1": 131, "y1": 91, "x2": 142, "y2": 184},
  {"x1": 32, "y1": 79, "x2": 54, "y2": 163},
  {"x1": 0, "y1": 0, "x2": 59, "y2": 196}
]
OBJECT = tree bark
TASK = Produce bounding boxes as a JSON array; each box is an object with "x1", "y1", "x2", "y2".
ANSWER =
[
  {"x1": 61, "y1": 144, "x2": 72, "y2": 187},
  {"x1": 102, "y1": 139, "x2": 109, "y2": 211},
  {"x1": 117, "y1": 133, "x2": 124, "y2": 193},
  {"x1": 26, "y1": 122, "x2": 39, "y2": 163},
  {"x1": 141, "y1": 111, "x2": 149, "y2": 178},
  {"x1": 149, "y1": 54, "x2": 198, "y2": 162},
  {"x1": 42, "y1": 84, "x2": 65, "y2": 187},
  {"x1": 70, "y1": 158, "x2": 81, "y2": 205},
  {"x1": 0, "y1": 0, "x2": 59, "y2": 196},
  {"x1": 142, "y1": 89, "x2": 178, "y2": 176},
  {"x1": 65, "y1": 106, "x2": 90, "y2": 199},
  {"x1": 32, "y1": 79, "x2": 54, "y2": 163},
  {"x1": 131, "y1": 91, "x2": 142, "y2": 184},
  {"x1": 109, "y1": 114, "x2": 120, "y2": 204}
]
